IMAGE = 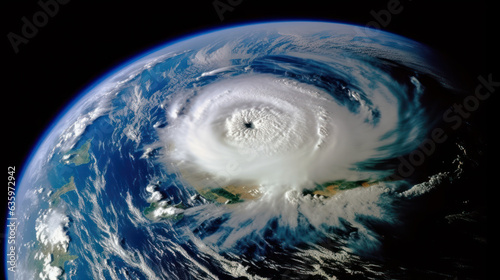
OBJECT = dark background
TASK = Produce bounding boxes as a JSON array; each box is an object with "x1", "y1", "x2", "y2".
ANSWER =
[{"x1": 3, "y1": 0, "x2": 497, "y2": 277}]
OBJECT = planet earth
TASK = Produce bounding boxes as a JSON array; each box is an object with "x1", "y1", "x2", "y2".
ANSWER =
[{"x1": 6, "y1": 21, "x2": 487, "y2": 279}]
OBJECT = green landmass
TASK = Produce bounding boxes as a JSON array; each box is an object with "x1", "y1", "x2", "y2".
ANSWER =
[
  {"x1": 194, "y1": 180, "x2": 376, "y2": 205},
  {"x1": 143, "y1": 203, "x2": 158, "y2": 217},
  {"x1": 51, "y1": 251, "x2": 78, "y2": 268},
  {"x1": 201, "y1": 188, "x2": 243, "y2": 204},
  {"x1": 33, "y1": 178, "x2": 79, "y2": 278},
  {"x1": 62, "y1": 138, "x2": 92, "y2": 166},
  {"x1": 31, "y1": 244, "x2": 78, "y2": 279},
  {"x1": 303, "y1": 180, "x2": 378, "y2": 197},
  {"x1": 48, "y1": 176, "x2": 76, "y2": 207}
]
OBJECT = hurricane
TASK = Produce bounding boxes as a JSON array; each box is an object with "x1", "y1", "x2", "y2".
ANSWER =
[
  {"x1": 161, "y1": 66, "x2": 424, "y2": 189},
  {"x1": 10, "y1": 21, "x2": 484, "y2": 280},
  {"x1": 148, "y1": 22, "x2": 452, "y2": 270},
  {"x1": 156, "y1": 52, "x2": 434, "y2": 250}
]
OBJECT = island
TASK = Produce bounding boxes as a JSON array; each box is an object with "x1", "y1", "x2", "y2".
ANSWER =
[
  {"x1": 303, "y1": 179, "x2": 378, "y2": 197},
  {"x1": 61, "y1": 138, "x2": 92, "y2": 166},
  {"x1": 48, "y1": 176, "x2": 76, "y2": 207},
  {"x1": 34, "y1": 178, "x2": 78, "y2": 279}
]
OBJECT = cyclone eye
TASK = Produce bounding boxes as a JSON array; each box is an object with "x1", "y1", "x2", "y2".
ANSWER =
[{"x1": 243, "y1": 122, "x2": 254, "y2": 129}]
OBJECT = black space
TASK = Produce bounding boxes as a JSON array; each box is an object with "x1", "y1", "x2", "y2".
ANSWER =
[{"x1": 3, "y1": 0, "x2": 497, "y2": 277}]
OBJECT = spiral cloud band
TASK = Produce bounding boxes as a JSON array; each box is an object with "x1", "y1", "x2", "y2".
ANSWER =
[{"x1": 160, "y1": 58, "x2": 426, "y2": 194}]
